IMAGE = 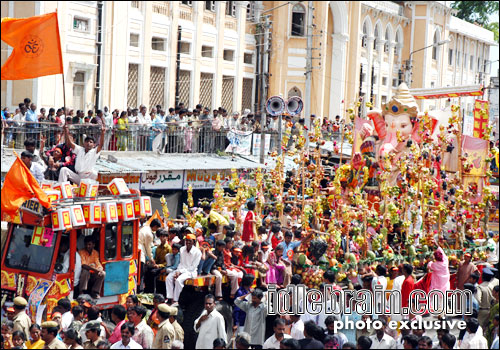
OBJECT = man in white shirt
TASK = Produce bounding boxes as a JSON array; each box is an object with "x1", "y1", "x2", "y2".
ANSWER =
[
  {"x1": 225, "y1": 112, "x2": 240, "y2": 130},
  {"x1": 369, "y1": 319, "x2": 396, "y2": 349},
  {"x1": 165, "y1": 233, "x2": 202, "y2": 304},
  {"x1": 24, "y1": 138, "x2": 46, "y2": 170},
  {"x1": 487, "y1": 231, "x2": 498, "y2": 264},
  {"x1": 139, "y1": 219, "x2": 162, "y2": 293},
  {"x1": 289, "y1": 314, "x2": 304, "y2": 340},
  {"x1": 263, "y1": 318, "x2": 291, "y2": 349},
  {"x1": 460, "y1": 318, "x2": 488, "y2": 349},
  {"x1": 128, "y1": 305, "x2": 154, "y2": 349},
  {"x1": 194, "y1": 294, "x2": 227, "y2": 349},
  {"x1": 103, "y1": 106, "x2": 114, "y2": 151},
  {"x1": 59, "y1": 237, "x2": 82, "y2": 299},
  {"x1": 372, "y1": 265, "x2": 388, "y2": 314},
  {"x1": 20, "y1": 151, "x2": 45, "y2": 184},
  {"x1": 137, "y1": 105, "x2": 148, "y2": 125},
  {"x1": 57, "y1": 298, "x2": 73, "y2": 333},
  {"x1": 111, "y1": 322, "x2": 143, "y2": 349},
  {"x1": 58, "y1": 123, "x2": 105, "y2": 184}
]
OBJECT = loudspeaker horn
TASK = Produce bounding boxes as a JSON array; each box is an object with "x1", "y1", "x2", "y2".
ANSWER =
[
  {"x1": 286, "y1": 96, "x2": 303, "y2": 116},
  {"x1": 266, "y1": 96, "x2": 285, "y2": 116}
]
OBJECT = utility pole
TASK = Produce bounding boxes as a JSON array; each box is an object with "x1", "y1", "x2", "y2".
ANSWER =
[
  {"x1": 175, "y1": 26, "x2": 182, "y2": 107},
  {"x1": 304, "y1": 0, "x2": 314, "y2": 146},
  {"x1": 259, "y1": 15, "x2": 270, "y2": 164}
]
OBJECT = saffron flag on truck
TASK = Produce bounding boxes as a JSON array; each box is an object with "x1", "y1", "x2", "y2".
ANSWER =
[
  {"x1": 1, "y1": 12, "x2": 63, "y2": 80},
  {"x1": 1, "y1": 156, "x2": 51, "y2": 220}
]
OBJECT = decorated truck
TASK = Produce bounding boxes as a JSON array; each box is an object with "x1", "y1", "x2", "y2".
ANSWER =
[{"x1": 1, "y1": 178, "x2": 152, "y2": 322}]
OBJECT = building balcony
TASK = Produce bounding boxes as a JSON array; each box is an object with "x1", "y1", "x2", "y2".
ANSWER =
[
  {"x1": 362, "y1": 1, "x2": 404, "y2": 16},
  {"x1": 2, "y1": 122, "x2": 280, "y2": 155},
  {"x1": 152, "y1": 1, "x2": 170, "y2": 17},
  {"x1": 203, "y1": 11, "x2": 216, "y2": 26}
]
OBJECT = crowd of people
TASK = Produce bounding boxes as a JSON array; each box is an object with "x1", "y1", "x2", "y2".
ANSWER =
[
  {"x1": 1, "y1": 98, "x2": 344, "y2": 154},
  {"x1": 1, "y1": 96, "x2": 500, "y2": 350},
  {"x1": 1, "y1": 205, "x2": 499, "y2": 349}
]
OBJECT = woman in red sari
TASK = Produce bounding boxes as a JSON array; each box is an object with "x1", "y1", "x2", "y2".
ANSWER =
[{"x1": 242, "y1": 201, "x2": 257, "y2": 243}]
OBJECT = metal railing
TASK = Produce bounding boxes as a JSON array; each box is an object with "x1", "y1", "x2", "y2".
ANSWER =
[{"x1": 1, "y1": 121, "x2": 280, "y2": 155}]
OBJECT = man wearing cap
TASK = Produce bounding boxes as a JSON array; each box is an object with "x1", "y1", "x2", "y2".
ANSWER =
[
  {"x1": 166, "y1": 233, "x2": 202, "y2": 305},
  {"x1": 167, "y1": 305, "x2": 184, "y2": 342},
  {"x1": 20, "y1": 151, "x2": 44, "y2": 184},
  {"x1": 478, "y1": 268, "x2": 495, "y2": 328},
  {"x1": 41, "y1": 321, "x2": 66, "y2": 349},
  {"x1": 82, "y1": 320, "x2": 104, "y2": 349},
  {"x1": 152, "y1": 304, "x2": 176, "y2": 349},
  {"x1": 457, "y1": 253, "x2": 478, "y2": 290},
  {"x1": 12, "y1": 296, "x2": 31, "y2": 340}
]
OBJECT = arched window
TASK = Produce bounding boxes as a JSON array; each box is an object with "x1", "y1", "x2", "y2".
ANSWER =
[
  {"x1": 470, "y1": 43, "x2": 475, "y2": 71},
  {"x1": 384, "y1": 28, "x2": 390, "y2": 53},
  {"x1": 288, "y1": 87, "x2": 302, "y2": 98},
  {"x1": 291, "y1": 4, "x2": 305, "y2": 36},
  {"x1": 361, "y1": 20, "x2": 369, "y2": 48},
  {"x1": 448, "y1": 35, "x2": 454, "y2": 66},
  {"x1": 394, "y1": 28, "x2": 403, "y2": 59},
  {"x1": 373, "y1": 25, "x2": 380, "y2": 50},
  {"x1": 432, "y1": 30, "x2": 439, "y2": 60}
]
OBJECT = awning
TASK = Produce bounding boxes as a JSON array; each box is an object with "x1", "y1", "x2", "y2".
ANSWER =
[
  {"x1": 411, "y1": 85, "x2": 483, "y2": 100},
  {"x1": 103, "y1": 152, "x2": 263, "y2": 171}
]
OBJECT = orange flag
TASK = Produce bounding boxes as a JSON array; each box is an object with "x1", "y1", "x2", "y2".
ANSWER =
[
  {"x1": 1, "y1": 156, "x2": 51, "y2": 220},
  {"x1": 1, "y1": 12, "x2": 63, "y2": 80}
]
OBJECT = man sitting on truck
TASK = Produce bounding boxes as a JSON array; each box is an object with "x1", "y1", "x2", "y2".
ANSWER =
[
  {"x1": 58, "y1": 237, "x2": 82, "y2": 297},
  {"x1": 165, "y1": 233, "x2": 202, "y2": 306},
  {"x1": 78, "y1": 236, "x2": 106, "y2": 299}
]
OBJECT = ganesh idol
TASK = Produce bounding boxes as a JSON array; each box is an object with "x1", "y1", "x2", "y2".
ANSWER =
[{"x1": 360, "y1": 82, "x2": 422, "y2": 186}]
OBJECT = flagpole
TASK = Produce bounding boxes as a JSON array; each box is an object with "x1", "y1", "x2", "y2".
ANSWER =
[{"x1": 55, "y1": 8, "x2": 67, "y2": 121}]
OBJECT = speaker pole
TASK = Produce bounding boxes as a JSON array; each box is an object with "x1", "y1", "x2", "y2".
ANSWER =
[{"x1": 278, "y1": 113, "x2": 283, "y2": 156}]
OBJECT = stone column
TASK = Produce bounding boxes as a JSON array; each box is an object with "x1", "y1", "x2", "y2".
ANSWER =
[
  {"x1": 192, "y1": 1, "x2": 203, "y2": 107},
  {"x1": 387, "y1": 41, "x2": 396, "y2": 98},
  {"x1": 330, "y1": 33, "x2": 349, "y2": 118},
  {"x1": 375, "y1": 39, "x2": 384, "y2": 107},
  {"x1": 214, "y1": 1, "x2": 226, "y2": 109},
  {"x1": 365, "y1": 36, "x2": 375, "y2": 116},
  {"x1": 233, "y1": 1, "x2": 249, "y2": 113}
]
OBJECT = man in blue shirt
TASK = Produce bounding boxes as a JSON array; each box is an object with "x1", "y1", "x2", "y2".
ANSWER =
[
  {"x1": 25, "y1": 103, "x2": 39, "y2": 136},
  {"x1": 277, "y1": 230, "x2": 313, "y2": 287},
  {"x1": 277, "y1": 230, "x2": 313, "y2": 262}
]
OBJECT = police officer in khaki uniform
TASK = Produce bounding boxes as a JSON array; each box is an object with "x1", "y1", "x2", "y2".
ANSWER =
[
  {"x1": 478, "y1": 267, "x2": 495, "y2": 328},
  {"x1": 41, "y1": 321, "x2": 66, "y2": 349},
  {"x1": 168, "y1": 305, "x2": 184, "y2": 342},
  {"x1": 12, "y1": 296, "x2": 31, "y2": 340},
  {"x1": 152, "y1": 304, "x2": 176, "y2": 349}
]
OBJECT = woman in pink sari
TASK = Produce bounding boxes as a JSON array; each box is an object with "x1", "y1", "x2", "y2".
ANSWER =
[
  {"x1": 426, "y1": 246, "x2": 450, "y2": 313},
  {"x1": 266, "y1": 249, "x2": 285, "y2": 287},
  {"x1": 428, "y1": 246, "x2": 450, "y2": 292}
]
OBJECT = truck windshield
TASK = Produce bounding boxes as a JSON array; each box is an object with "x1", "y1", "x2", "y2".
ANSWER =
[{"x1": 4, "y1": 225, "x2": 58, "y2": 274}]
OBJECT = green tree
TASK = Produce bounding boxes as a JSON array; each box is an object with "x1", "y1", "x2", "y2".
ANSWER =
[{"x1": 451, "y1": 1, "x2": 499, "y2": 41}]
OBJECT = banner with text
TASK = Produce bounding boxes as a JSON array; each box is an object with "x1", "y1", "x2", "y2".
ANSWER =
[
  {"x1": 140, "y1": 170, "x2": 184, "y2": 190},
  {"x1": 225, "y1": 130, "x2": 253, "y2": 155},
  {"x1": 252, "y1": 133, "x2": 271, "y2": 156}
]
